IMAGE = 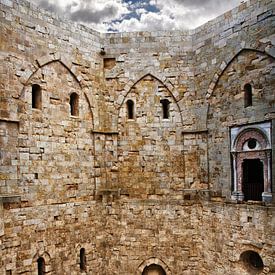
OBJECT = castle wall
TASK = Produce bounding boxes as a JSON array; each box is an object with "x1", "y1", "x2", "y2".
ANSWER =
[{"x1": 0, "y1": 0, "x2": 274, "y2": 274}]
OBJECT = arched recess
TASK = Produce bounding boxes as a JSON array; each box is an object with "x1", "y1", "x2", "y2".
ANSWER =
[
  {"x1": 17, "y1": 58, "x2": 95, "y2": 201},
  {"x1": 136, "y1": 258, "x2": 172, "y2": 275},
  {"x1": 118, "y1": 73, "x2": 183, "y2": 125},
  {"x1": 19, "y1": 58, "x2": 94, "y2": 126},
  {"x1": 206, "y1": 48, "x2": 274, "y2": 195},
  {"x1": 117, "y1": 73, "x2": 185, "y2": 196},
  {"x1": 206, "y1": 48, "x2": 275, "y2": 100}
]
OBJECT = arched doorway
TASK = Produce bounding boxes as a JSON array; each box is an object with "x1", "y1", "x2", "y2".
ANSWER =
[
  {"x1": 230, "y1": 122, "x2": 272, "y2": 202},
  {"x1": 136, "y1": 258, "x2": 171, "y2": 275},
  {"x1": 142, "y1": 264, "x2": 166, "y2": 275}
]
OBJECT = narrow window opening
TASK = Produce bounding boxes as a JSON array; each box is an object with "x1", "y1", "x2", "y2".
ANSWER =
[
  {"x1": 70, "y1": 93, "x2": 79, "y2": 116},
  {"x1": 244, "y1": 83, "x2": 252, "y2": 107},
  {"x1": 32, "y1": 84, "x2": 42, "y2": 109},
  {"x1": 37, "y1": 257, "x2": 45, "y2": 275},
  {"x1": 126, "y1": 100, "x2": 134, "y2": 119},
  {"x1": 80, "y1": 248, "x2": 86, "y2": 271},
  {"x1": 160, "y1": 99, "x2": 170, "y2": 119}
]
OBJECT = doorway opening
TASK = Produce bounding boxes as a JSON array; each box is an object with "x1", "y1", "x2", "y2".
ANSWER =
[
  {"x1": 242, "y1": 159, "x2": 264, "y2": 201},
  {"x1": 142, "y1": 264, "x2": 166, "y2": 275}
]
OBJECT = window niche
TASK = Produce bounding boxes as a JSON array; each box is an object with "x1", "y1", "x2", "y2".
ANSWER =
[
  {"x1": 80, "y1": 248, "x2": 86, "y2": 271},
  {"x1": 37, "y1": 257, "x2": 45, "y2": 275},
  {"x1": 70, "y1": 93, "x2": 79, "y2": 116},
  {"x1": 160, "y1": 99, "x2": 170, "y2": 119},
  {"x1": 126, "y1": 99, "x2": 134, "y2": 119},
  {"x1": 244, "y1": 83, "x2": 252, "y2": 107},
  {"x1": 32, "y1": 84, "x2": 42, "y2": 109}
]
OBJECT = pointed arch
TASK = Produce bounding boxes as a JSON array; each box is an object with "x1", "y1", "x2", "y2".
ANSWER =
[
  {"x1": 205, "y1": 48, "x2": 275, "y2": 129},
  {"x1": 19, "y1": 56, "x2": 94, "y2": 127},
  {"x1": 206, "y1": 48, "x2": 275, "y2": 99},
  {"x1": 24, "y1": 59, "x2": 82, "y2": 88},
  {"x1": 118, "y1": 73, "x2": 183, "y2": 125},
  {"x1": 19, "y1": 53, "x2": 83, "y2": 87},
  {"x1": 136, "y1": 258, "x2": 172, "y2": 275}
]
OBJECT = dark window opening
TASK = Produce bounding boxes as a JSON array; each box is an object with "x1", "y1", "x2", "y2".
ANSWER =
[
  {"x1": 103, "y1": 58, "x2": 116, "y2": 69},
  {"x1": 240, "y1": 250, "x2": 264, "y2": 273},
  {"x1": 80, "y1": 248, "x2": 86, "y2": 271},
  {"x1": 126, "y1": 100, "x2": 134, "y2": 119},
  {"x1": 244, "y1": 83, "x2": 252, "y2": 107},
  {"x1": 32, "y1": 84, "x2": 42, "y2": 109},
  {"x1": 160, "y1": 99, "x2": 170, "y2": 119},
  {"x1": 242, "y1": 159, "x2": 264, "y2": 201},
  {"x1": 142, "y1": 264, "x2": 166, "y2": 275},
  {"x1": 70, "y1": 93, "x2": 79, "y2": 116},
  {"x1": 37, "y1": 257, "x2": 45, "y2": 275},
  {"x1": 247, "y1": 138, "x2": 257, "y2": 149}
]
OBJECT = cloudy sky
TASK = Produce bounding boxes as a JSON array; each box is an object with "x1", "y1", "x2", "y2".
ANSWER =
[{"x1": 30, "y1": 0, "x2": 244, "y2": 32}]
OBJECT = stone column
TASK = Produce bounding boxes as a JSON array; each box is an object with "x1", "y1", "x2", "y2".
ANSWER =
[
  {"x1": 0, "y1": 197, "x2": 3, "y2": 236},
  {"x1": 231, "y1": 153, "x2": 244, "y2": 201}
]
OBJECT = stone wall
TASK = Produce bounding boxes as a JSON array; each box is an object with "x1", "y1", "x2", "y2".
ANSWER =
[{"x1": 0, "y1": 0, "x2": 274, "y2": 274}]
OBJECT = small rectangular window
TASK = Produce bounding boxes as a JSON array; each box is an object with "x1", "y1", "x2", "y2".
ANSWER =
[
  {"x1": 160, "y1": 99, "x2": 170, "y2": 119},
  {"x1": 32, "y1": 84, "x2": 42, "y2": 109}
]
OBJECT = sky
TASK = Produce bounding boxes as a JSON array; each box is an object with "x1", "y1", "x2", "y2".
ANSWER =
[{"x1": 29, "y1": 0, "x2": 245, "y2": 32}]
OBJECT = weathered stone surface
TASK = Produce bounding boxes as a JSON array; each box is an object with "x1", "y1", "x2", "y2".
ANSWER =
[{"x1": 0, "y1": 0, "x2": 274, "y2": 274}]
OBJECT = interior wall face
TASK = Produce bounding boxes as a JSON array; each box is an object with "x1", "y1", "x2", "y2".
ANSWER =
[
  {"x1": 118, "y1": 75, "x2": 184, "y2": 198},
  {"x1": 18, "y1": 61, "x2": 94, "y2": 204},
  {"x1": 207, "y1": 50, "x2": 275, "y2": 195},
  {"x1": 0, "y1": 0, "x2": 274, "y2": 274}
]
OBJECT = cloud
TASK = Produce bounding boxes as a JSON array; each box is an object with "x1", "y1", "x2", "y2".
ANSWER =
[
  {"x1": 70, "y1": 5, "x2": 119, "y2": 23},
  {"x1": 29, "y1": 0, "x2": 244, "y2": 32},
  {"x1": 110, "y1": 11, "x2": 177, "y2": 32}
]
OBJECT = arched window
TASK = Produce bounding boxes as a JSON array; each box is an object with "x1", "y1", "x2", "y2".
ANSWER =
[
  {"x1": 80, "y1": 248, "x2": 86, "y2": 271},
  {"x1": 70, "y1": 93, "x2": 79, "y2": 116},
  {"x1": 126, "y1": 99, "x2": 134, "y2": 119},
  {"x1": 37, "y1": 257, "x2": 45, "y2": 275},
  {"x1": 244, "y1": 83, "x2": 252, "y2": 107},
  {"x1": 160, "y1": 99, "x2": 170, "y2": 119},
  {"x1": 32, "y1": 84, "x2": 42, "y2": 109}
]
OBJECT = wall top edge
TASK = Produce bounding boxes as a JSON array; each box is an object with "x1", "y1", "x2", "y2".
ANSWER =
[{"x1": 1, "y1": 0, "x2": 273, "y2": 41}]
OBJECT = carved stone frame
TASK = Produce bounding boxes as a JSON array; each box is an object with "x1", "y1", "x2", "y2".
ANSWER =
[{"x1": 230, "y1": 122, "x2": 272, "y2": 202}]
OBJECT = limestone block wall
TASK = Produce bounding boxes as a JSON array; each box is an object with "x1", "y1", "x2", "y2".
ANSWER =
[
  {"x1": 207, "y1": 50, "x2": 275, "y2": 195},
  {"x1": 117, "y1": 75, "x2": 184, "y2": 198},
  {"x1": 0, "y1": 0, "x2": 274, "y2": 274}
]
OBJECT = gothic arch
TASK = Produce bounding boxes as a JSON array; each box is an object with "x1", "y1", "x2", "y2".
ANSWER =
[
  {"x1": 136, "y1": 258, "x2": 172, "y2": 275},
  {"x1": 19, "y1": 53, "x2": 83, "y2": 87},
  {"x1": 205, "y1": 48, "x2": 275, "y2": 130},
  {"x1": 118, "y1": 71, "x2": 180, "y2": 106},
  {"x1": 19, "y1": 57, "x2": 94, "y2": 126},
  {"x1": 118, "y1": 73, "x2": 183, "y2": 125},
  {"x1": 206, "y1": 48, "x2": 275, "y2": 99}
]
